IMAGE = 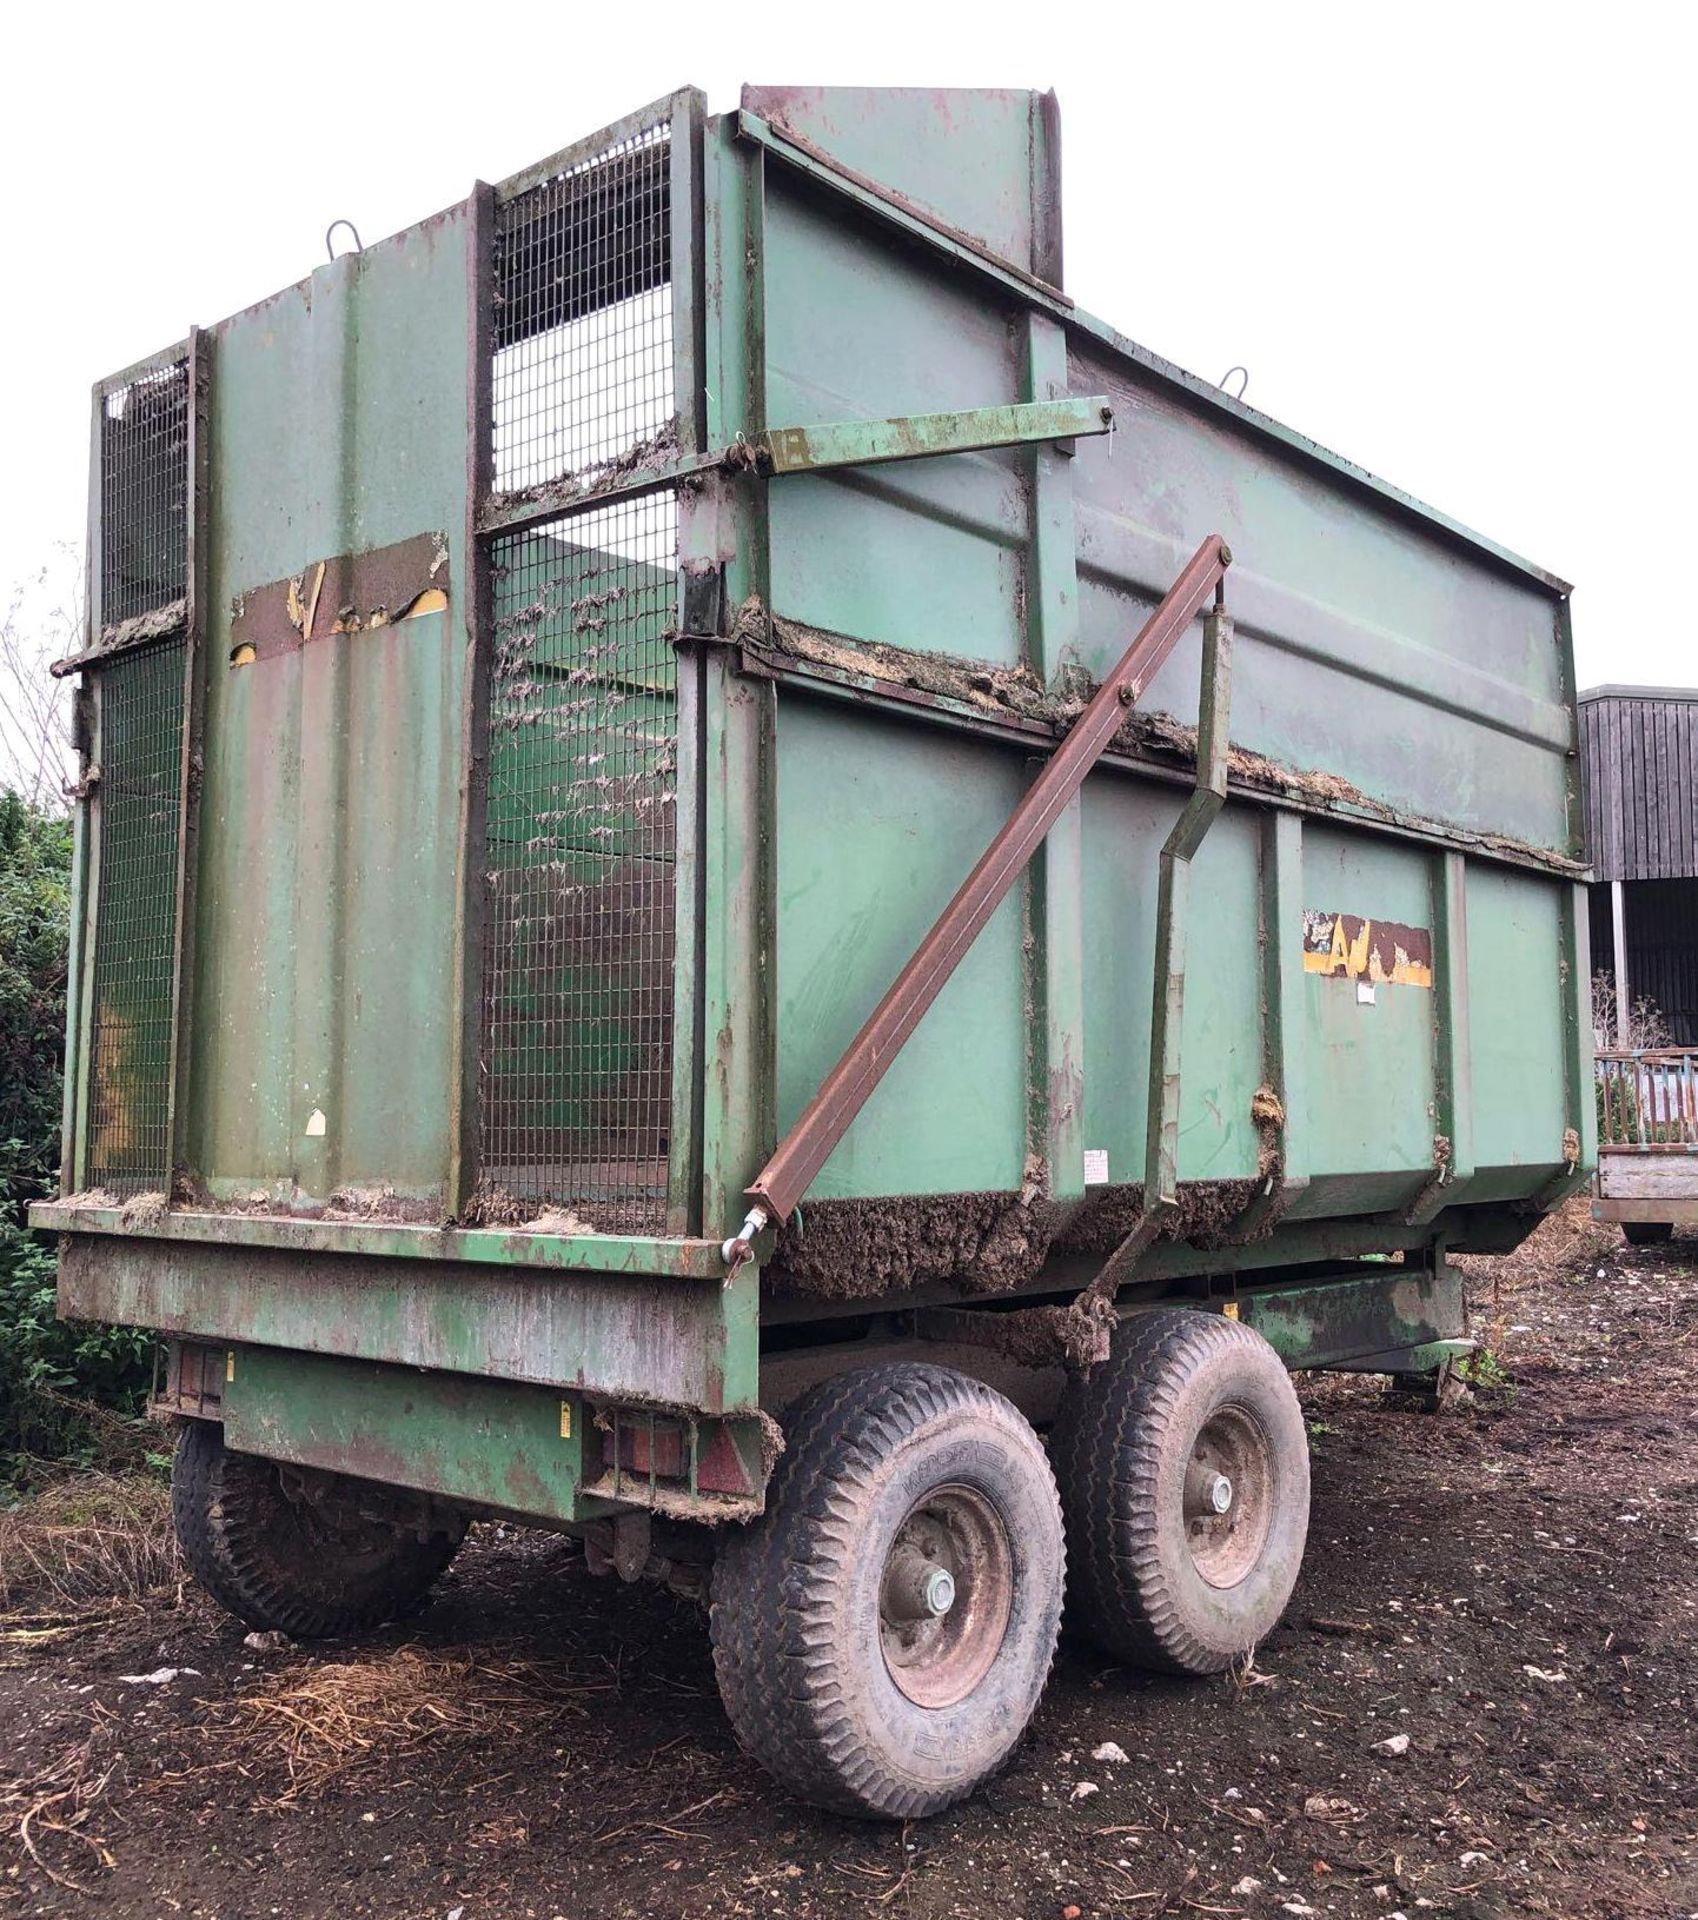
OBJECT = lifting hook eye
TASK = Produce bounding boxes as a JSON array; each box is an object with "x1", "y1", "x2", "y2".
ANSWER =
[{"x1": 325, "y1": 219, "x2": 364, "y2": 263}]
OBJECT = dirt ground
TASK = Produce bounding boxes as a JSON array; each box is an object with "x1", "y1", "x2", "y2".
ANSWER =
[{"x1": 2, "y1": 1202, "x2": 1695, "y2": 1920}]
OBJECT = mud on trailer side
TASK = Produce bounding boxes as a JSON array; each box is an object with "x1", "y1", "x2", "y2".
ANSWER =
[{"x1": 36, "y1": 85, "x2": 1592, "y2": 1818}]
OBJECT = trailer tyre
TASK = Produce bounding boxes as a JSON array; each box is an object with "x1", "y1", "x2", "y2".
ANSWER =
[
  {"x1": 1053, "y1": 1309, "x2": 1308, "y2": 1676},
  {"x1": 1623, "y1": 1221, "x2": 1674, "y2": 1246},
  {"x1": 710, "y1": 1364, "x2": 1065, "y2": 1820},
  {"x1": 171, "y1": 1420, "x2": 468, "y2": 1638}
]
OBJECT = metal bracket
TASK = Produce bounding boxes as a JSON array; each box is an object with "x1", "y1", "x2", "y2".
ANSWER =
[
  {"x1": 1073, "y1": 601, "x2": 1237, "y2": 1314},
  {"x1": 747, "y1": 396, "x2": 1112, "y2": 476}
]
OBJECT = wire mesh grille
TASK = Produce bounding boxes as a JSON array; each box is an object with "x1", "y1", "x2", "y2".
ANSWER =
[
  {"x1": 493, "y1": 122, "x2": 675, "y2": 496},
  {"x1": 99, "y1": 360, "x2": 189, "y2": 628},
  {"x1": 86, "y1": 637, "x2": 185, "y2": 1194},
  {"x1": 480, "y1": 492, "x2": 679, "y2": 1227}
]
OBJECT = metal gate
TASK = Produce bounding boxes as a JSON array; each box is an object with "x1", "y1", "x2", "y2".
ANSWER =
[{"x1": 476, "y1": 106, "x2": 684, "y2": 1229}]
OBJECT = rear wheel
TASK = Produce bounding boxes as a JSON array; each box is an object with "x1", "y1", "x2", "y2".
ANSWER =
[
  {"x1": 710, "y1": 1363, "x2": 1064, "y2": 1819},
  {"x1": 1623, "y1": 1220, "x2": 1674, "y2": 1246},
  {"x1": 171, "y1": 1420, "x2": 468, "y2": 1638},
  {"x1": 1052, "y1": 1309, "x2": 1309, "y2": 1675}
]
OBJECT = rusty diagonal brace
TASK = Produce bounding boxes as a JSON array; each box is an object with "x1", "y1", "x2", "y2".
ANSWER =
[{"x1": 722, "y1": 534, "x2": 1233, "y2": 1267}]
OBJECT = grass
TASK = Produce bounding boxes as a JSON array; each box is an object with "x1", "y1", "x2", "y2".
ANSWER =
[
  {"x1": 209, "y1": 1646, "x2": 604, "y2": 1802},
  {"x1": 1455, "y1": 1345, "x2": 1512, "y2": 1391},
  {"x1": 0, "y1": 1469, "x2": 179, "y2": 1615}
]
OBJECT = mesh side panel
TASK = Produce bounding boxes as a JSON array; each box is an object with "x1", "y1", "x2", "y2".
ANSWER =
[
  {"x1": 493, "y1": 123, "x2": 675, "y2": 495},
  {"x1": 480, "y1": 493, "x2": 678, "y2": 1228},
  {"x1": 100, "y1": 360, "x2": 189, "y2": 628},
  {"x1": 86, "y1": 638, "x2": 186, "y2": 1194}
]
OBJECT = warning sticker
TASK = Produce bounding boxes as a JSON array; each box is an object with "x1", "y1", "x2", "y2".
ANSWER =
[{"x1": 1302, "y1": 910, "x2": 1433, "y2": 989}]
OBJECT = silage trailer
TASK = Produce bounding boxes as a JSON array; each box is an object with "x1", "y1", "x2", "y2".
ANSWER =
[{"x1": 35, "y1": 84, "x2": 1592, "y2": 1818}]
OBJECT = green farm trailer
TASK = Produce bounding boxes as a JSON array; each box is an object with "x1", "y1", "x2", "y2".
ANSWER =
[{"x1": 36, "y1": 84, "x2": 1592, "y2": 1818}]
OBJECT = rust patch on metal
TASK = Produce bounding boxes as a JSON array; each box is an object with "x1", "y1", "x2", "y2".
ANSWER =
[
  {"x1": 228, "y1": 531, "x2": 450, "y2": 664},
  {"x1": 1301, "y1": 910, "x2": 1434, "y2": 988}
]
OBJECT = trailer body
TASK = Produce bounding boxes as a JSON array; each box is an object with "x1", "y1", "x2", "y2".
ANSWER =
[{"x1": 38, "y1": 85, "x2": 1591, "y2": 1533}]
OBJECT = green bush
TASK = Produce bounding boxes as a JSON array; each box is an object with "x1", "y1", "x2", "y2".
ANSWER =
[{"x1": 0, "y1": 791, "x2": 154, "y2": 1481}]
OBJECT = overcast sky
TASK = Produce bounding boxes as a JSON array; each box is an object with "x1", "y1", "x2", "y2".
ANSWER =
[{"x1": 4, "y1": 2, "x2": 1690, "y2": 691}]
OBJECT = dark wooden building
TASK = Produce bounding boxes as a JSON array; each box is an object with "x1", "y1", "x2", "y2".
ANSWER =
[{"x1": 1579, "y1": 684, "x2": 1698, "y2": 1044}]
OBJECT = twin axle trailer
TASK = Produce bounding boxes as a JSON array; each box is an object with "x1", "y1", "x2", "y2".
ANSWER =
[{"x1": 37, "y1": 84, "x2": 1592, "y2": 1816}]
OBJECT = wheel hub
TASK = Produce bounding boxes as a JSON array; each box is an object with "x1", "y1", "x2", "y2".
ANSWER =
[
  {"x1": 1183, "y1": 1404, "x2": 1274, "y2": 1588},
  {"x1": 879, "y1": 1484, "x2": 1013, "y2": 1709}
]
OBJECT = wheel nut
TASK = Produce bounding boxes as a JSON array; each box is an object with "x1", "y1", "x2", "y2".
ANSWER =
[
  {"x1": 883, "y1": 1542, "x2": 961, "y2": 1622},
  {"x1": 1184, "y1": 1459, "x2": 1235, "y2": 1518}
]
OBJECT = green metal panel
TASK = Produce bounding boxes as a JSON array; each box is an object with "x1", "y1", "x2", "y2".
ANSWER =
[
  {"x1": 1292, "y1": 825, "x2": 1437, "y2": 1198},
  {"x1": 189, "y1": 210, "x2": 472, "y2": 1206},
  {"x1": 222, "y1": 1346, "x2": 590, "y2": 1526},
  {"x1": 762, "y1": 177, "x2": 1029, "y2": 669},
  {"x1": 1079, "y1": 789, "x2": 1262, "y2": 1191},
  {"x1": 738, "y1": 86, "x2": 1062, "y2": 281},
  {"x1": 59, "y1": 1231, "x2": 757, "y2": 1414},
  {"x1": 1464, "y1": 864, "x2": 1569, "y2": 1194},
  {"x1": 1065, "y1": 337, "x2": 1574, "y2": 859},
  {"x1": 1237, "y1": 1261, "x2": 1467, "y2": 1371},
  {"x1": 774, "y1": 698, "x2": 1028, "y2": 1197}
]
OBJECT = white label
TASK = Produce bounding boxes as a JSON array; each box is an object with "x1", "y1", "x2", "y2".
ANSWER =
[
  {"x1": 305, "y1": 1107, "x2": 327, "y2": 1137},
  {"x1": 1083, "y1": 1148, "x2": 1110, "y2": 1186},
  {"x1": 1356, "y1": 981, "x2": 1377, "y2": 1006}
]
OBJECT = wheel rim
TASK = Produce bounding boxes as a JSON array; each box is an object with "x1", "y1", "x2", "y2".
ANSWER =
[
  {"x1": 879, "y1": 1484, "x2": 1014, "y2": 1709},
  {"x1": 1182, "y1": 1403, "x2": 1274, "y2": 1589}
]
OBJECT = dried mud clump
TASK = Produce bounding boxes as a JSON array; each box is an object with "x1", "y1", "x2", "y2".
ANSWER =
[
  {"x1": 763, "y1": 609, "x2": 1059, "y2": 726},
  {"x1": 1057, "y1": 1179, "x2": 1263, "y2": 1257},
  {"x1": 948, "y1": 1294, "x2": 1121, "y2": 1373},
  {"x1": 766, "y1": 1190, "x2": 1057, "y2": 1302},
  {"x1": 770, "y1": 1174, "x2": 1278, "y2": 1300}
]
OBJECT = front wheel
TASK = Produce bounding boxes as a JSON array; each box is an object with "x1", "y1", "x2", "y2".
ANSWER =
[
  {"x1": 1052, "y1": 1309, "x2": 1310, "y2": 1675},
  {"x1": 171, "y1": 1420, "x2": 468, "y2": 1638},
  {"x1": 710, "y1": 1364, "x2": 1065, "y2": 1820}
]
